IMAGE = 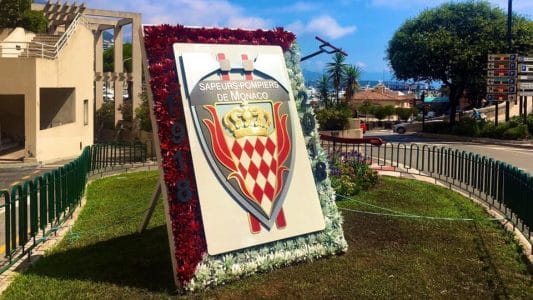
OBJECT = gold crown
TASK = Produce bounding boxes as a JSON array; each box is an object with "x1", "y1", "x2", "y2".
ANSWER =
[{"x1": 223, "y1": 102, "x2": 272, "y2": 138}]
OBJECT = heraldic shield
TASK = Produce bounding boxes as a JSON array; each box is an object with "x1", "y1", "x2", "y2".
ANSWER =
[{"x1": 184, "y1": 51, "x2": 295, "y2": 232}]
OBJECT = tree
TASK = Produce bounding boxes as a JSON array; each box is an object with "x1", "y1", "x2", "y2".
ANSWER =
[
  {"x1": 135, "y1": 91, "x2": 152, "y2": 132},
  {"x1": 387, "y1": 1, "x2": 533, "y2": 125},
  {"x1": 373, "y1": 106, "x2": 388, "y2": 121},
  {"x1": 316, "y1": 74, "x2": 332, "y2": 108},
  {"x1": 383, "y1": 105, "x2": 396, "y2": 120},
  {"x1": 344, "y1": 65, "x2": 362, "y2": 102},
  {"x1": 0, "y1": 0, "x2": 47, "y2": 33},
  {"x1": 326, "y1": 52, "x2": 347, "y2": 105},
  {"x1": 103, "y1": 43, "x2": 132, "y2": 72},
  {"x1": 357, "y1": 100, "x2": 376, "y2": 122},
  {"x1": 0, "y1": 0, "x2": 30, "y2": 28},
  {"x1": 395, "y1": 107, "x2": 415, "y2": 121}
]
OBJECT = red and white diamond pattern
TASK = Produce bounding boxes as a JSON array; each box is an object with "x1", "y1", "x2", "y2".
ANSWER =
[{"x1": 227, "y1": 134, "x2": 278, "y2": 217}]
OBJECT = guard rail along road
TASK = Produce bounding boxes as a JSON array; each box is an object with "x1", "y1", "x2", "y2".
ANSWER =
[
  {"x1": 0, "y1": 142, "x2": 155, "y2": 274},
  {"x1": 320, "y1": 133, "x2": 533, "y2": 251}
]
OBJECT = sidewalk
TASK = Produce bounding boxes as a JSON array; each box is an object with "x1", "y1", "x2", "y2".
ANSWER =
[{"x1": 413, "y1": 132, "x2": 533, "y2": 149}]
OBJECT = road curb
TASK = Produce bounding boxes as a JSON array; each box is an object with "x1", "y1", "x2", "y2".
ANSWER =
[
  {"x1": 413, "y1": 133, "x2": 533, "y2": 149},
  {"x1": 0, "y1": 162, "x2": 41, "y2": 169}
]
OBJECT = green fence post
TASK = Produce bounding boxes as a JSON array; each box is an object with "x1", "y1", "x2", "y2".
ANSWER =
[
  {"x1": 17, "y1": 183, "x2": 28, "y2": 248},
  {"x1": 53, "y1": 169, "x2": 61, "y2": 221},
  {"x1": 1, "y1": 190, "x2": 10, "y2": 258},
  {"x1": 28, "y1": 179, "x2": 38, "y2": 240},
  {"x1": 37, "y1": 175, "x2": 47, "y2": 232}
]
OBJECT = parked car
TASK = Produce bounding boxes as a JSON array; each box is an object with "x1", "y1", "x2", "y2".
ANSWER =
[{"x1": 392, "y1": 120, "x2": 443, "y2": 134}]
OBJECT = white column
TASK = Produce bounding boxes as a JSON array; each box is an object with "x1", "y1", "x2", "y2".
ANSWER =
[
  {"x1": 114, "y1": 25, "x2": 124, "y2": 126},
  {"x1": 95, "y1": 30, "x2": 104, "y2": 112},
  {"x1": 132, "y1": 15, "x2": 142, "y2": 114}
]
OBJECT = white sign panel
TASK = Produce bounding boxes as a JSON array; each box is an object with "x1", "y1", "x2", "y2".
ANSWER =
[
  {"x1": 519, "y1": 64, "x2": 533, "y2": 73},
  {"x1": 173, "y1": 43, "x2": 325, "y2": 255}
]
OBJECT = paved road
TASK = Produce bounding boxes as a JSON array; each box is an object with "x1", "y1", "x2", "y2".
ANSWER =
[{"x1": 365, "y1": 130, "x2": 533, "y2": 175}]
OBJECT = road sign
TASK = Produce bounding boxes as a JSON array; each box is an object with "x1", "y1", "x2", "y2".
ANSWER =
[
  {"x1": 518, "y1": 56, "x2": 533, "y2": 63},
  {"x1": 488, "y1": 77, "x2": 516, "y2": 85},
  {"x1": 487, "y1": 69, "x2": 517, "y2": 77},
  {"x1": 487, "y1": 61, "x2": 517, "y2": 70},
  {"x1": 488, "y1": 54, "x2": 517, "y2": 62},
  {"x1": 518, "y1": 64, "x2": 533, "y2": 73},
  {"x1": 518, "y1": 82, "x2": 533, "y2": 90},
  {"x1": 518, "y1": 91, "x2": 533, "y2": 96},
  {"x1": 518, "y1": 75, "x2": 533, "y2": 80},
  {"x1": 487, "y1": 85, "x2": 516, "y2": 93},
  {"x1": 487, "y1": 94, "x2": 516, "y2": 102},
  {"x1": 487, "y1": 53, "x2": 518, "y2": 108}
]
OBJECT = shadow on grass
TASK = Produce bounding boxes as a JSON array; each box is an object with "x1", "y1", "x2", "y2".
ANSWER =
[{"x1": 25, "y1": 225, "x2": 176, "y2": 293}]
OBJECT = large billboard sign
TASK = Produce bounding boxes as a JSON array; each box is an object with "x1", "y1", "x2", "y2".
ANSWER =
[{"x1": 173, "y1": 43, "x2": 325, "y2": 255}]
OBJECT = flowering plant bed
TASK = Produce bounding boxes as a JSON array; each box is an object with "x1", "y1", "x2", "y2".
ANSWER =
[{"x1": 329, "y1": 151, "x2": 379, "y2": 197}]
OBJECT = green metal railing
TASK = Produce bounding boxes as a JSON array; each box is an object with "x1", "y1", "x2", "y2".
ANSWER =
[
  {"x1": 90, "y1": 142, "x2": 152, "y2": 172},
  {"x1": 0, "y1": 142, "x2": 154, "y2": 273},
  {"x1": 321, "y1": 137, "x2": 533, "y2": 244}
]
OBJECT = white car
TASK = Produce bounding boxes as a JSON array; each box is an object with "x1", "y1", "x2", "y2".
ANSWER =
[{"x1": 393, "y1": 120, "x2": 443, "y2": 134}]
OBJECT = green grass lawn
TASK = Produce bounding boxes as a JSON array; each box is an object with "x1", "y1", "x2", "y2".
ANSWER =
[{"x1": 2, "y1": 172, "x2": 532, "y2": 299}]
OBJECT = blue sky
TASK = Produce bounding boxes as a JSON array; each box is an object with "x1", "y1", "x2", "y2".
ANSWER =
[{"x1": 82, "y1": 0, "x2": 532, "y2": 80}]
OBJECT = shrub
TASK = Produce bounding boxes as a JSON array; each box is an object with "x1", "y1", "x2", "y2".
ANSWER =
[
  {"x1": 20, "y1": 10, "x2": 48, "y2": 33},
  {"x1": 329, "y1": 150, "x2": 379, "y2": 197},
  {"x1": 395, "y1": 107, "x2": 413, "y2": 121},
  {"x1": 373, "y1": 105, "x2": 395, "y2": 121},
  {"x1": 96, "y1": 102, "x2": 115, "y2": 130},
  {"x1": 452, "y1": 118, "x2": 480, "y2": 137},
  {"x1": 480, "y1": 122, "x2": 510, "y2": 138},
  {"x1": 315, "y1": 105, "x2": 351, "y2": 130},
  {"x1": 424, "y1": 121, "x2": 451, "y2": 134},
  {"x1": 502, "y1": 124, "x2": 528, "y2": 140},
  {"x1": 527, "y1": 114, "x2": 533, "y2": 134}
]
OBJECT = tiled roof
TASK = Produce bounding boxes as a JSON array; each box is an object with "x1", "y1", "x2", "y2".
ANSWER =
[{"x1": 350, "y1": 87, "x2": 415, "y2": 102}]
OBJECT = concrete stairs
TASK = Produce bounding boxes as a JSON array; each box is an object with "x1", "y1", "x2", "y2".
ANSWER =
[{"x1": 24, "y1": 34, "x2": 61, "y2": 58}]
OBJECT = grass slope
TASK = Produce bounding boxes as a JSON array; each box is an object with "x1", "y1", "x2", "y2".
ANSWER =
[{"x1": 2, "y1": 173, "x2": 532, "y2": 299}]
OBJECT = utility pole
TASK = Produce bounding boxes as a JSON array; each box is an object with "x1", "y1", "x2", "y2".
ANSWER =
[{"x1": 505, "y1": 0, "x2": 513, "y2": 121}]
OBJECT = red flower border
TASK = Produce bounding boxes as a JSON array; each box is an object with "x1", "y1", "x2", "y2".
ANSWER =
[{"x1": 143, "y1": 25, "x2": 296, "y2": 284}]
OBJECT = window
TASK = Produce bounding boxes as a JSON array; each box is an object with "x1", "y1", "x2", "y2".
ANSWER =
[
  {"x1": 84, "y1": 99, "x2": 89, "y2": 125},
  {"x1": 39, "y1": 88, "x2": 76, "y2": 130}
]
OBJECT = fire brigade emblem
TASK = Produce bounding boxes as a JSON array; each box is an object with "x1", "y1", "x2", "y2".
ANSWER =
[{"x1": 185, "y1": 52, "x2": 294, "y2": 232}]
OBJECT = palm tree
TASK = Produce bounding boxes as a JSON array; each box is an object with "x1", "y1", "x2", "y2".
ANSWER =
[
  {"x1": 326, "y1": 52, "x2": 347, "y2": 106},
  {"x1": 344, "y1": 65, "x2": 362, "y2": 103},
  {"x1": 316, "y1": 74, "x2": 331, "y2": 108}
]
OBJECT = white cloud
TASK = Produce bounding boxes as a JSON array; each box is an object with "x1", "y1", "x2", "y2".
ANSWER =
[
  {"x1": 227, "y1": 16, "x2": 270, "y2": 30},
  {"x1": 82, "y1": 0, "x2": 271, "y2": 29},
  {"x1": 288, "y1": 16, "x2": 356, "y2": 39},
  {"x1": 355, "y1": 61, "x2": 367, "y2": 68},
  {"x1": 281, "y1": 2, "x2": 320, "y2": 12}
]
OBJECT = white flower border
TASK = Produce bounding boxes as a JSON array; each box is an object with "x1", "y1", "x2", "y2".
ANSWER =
[{"x1": 186, "y1": 43, "x2": 347, "y2": 291}]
